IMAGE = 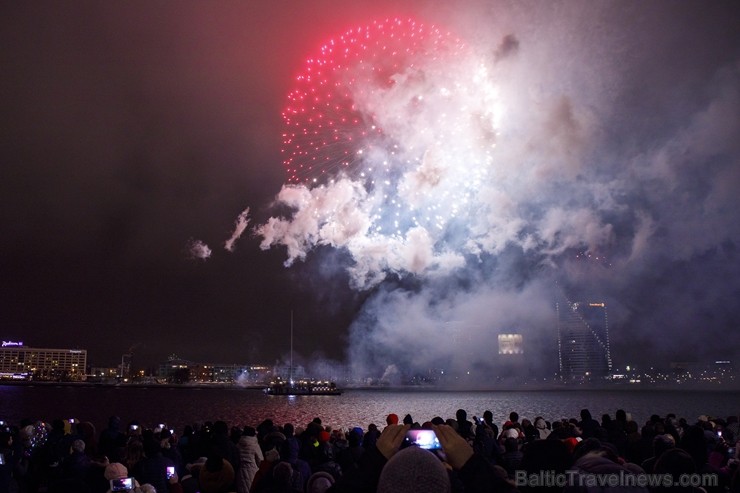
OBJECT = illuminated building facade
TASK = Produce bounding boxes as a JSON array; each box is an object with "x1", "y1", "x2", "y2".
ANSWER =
[
  {"x1": 156, "y1": 354, "x2": 256, "y2": 384},
  {"x1": 157, "y1": 356, "x2": 193, "y2": 383},
  {"x1": 557, "y1": 299, "x2": 612, "y2": 380},
  {"x1": 0, "y1": 342, "x2": 87, "y2": 381},
  {"x1": 189, "y1": 364, "x2": 250, "y2": 383},
  {"x1": 498, "y1": 334, "x2": 524, "y2": 355}
]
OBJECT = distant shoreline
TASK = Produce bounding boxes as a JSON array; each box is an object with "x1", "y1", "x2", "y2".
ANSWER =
[
  {"x1": 0, "y1": 380, "x2": 265, "y2": 390},
  {"x1": 1, "y1": 380, "x2": 738, "y2": 392}
]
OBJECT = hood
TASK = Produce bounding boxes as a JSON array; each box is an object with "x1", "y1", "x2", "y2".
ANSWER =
[{"x1": 239, "y1": 435, "x2": 259, "y2": 447}]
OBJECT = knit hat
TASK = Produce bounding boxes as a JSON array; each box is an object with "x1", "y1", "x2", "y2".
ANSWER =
[
  {"x1": 386, "y1": 414, "x2": 399, "y2": 425},
  {"x1": 273, "y1": 461, "x2": 294, "y2": 484},
  {"x1": 265, "y1": 448, "x2": 280, "y2": 462},
  {"x1": 563, "y1": 437, "x2": 580, "y2": 454},
  {"x1": 104, "y1": 462, "x2": 128, "y2": 480},
  {"x1": 503, "y1": 428, "x2": 519, "y2": 439},
  {"x1": 377, "y1": 446, "x2": 451, "y2": 493},
  {"x1": 307, "y1": 471, "x2": 335, "y2": 493},
  {"x1": 71, "y1": 439, "x2": 86, "y2": 453}
]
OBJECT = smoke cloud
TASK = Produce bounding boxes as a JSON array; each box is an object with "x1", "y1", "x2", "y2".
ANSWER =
[
  {"x1": 253, "y1": 2, "x2": 740, "y2": 381},
  {"x1": 224, "y1": 207, "x2": 251, "y2": 252},
  {"x1": 186, "y1": 239, "x2": 212, "y2": 260}
]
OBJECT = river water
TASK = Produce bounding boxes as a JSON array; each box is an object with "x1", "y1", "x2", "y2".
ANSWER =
[{"x1": 5, "y1": 384, "x2": 739, "y2": 434}]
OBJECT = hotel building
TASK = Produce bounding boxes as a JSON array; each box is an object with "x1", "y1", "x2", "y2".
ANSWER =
[{"x1": 0, "y1": 342, "x2": 87, "y2": 381}]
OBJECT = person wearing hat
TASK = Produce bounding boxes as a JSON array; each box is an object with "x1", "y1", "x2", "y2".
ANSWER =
[
  {"x1": 329, "y1": 423, "x2": 516, "y2": 493},
  {"x1": 104, "y1": 462, "x2": 140, "y2": 493},
  {"x1": 336, "y1": 427, "x2": 365, "y2": 473},
  {"x1": 377, "y1": 445, "x2": 450, "y2": 493},
  {"x1": 306, "y1": 471, "x2": 335, "y2": 493},
  {"x1": 314, "y1": 429, "x2": 342, "y2": 479}
]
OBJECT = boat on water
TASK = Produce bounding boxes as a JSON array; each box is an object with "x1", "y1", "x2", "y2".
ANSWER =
[
  {"x1": 264, "y1": 312, "x2": 343, "y2": 396},
  {"x1": 264, "y1": 377, "x2": 342, "y2": 396}
]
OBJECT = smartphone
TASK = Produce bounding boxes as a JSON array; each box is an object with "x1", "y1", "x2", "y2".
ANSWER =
[
  {"x1": 0, "y1": 453, "x2": 5, "y2": 465},
  {"x1": 728, "y1": 447, "x2": 735, "y2": 458},
  {"x1": 130, "y1": 424, "x2": 139, "y2": 431},
  {"x1": 110, "y1": 477, "x2": 133, "y2": 491},
  {"x1": 405, "y1": 429, "x2": 442, "y2": 450},
  {"x1": 69, "y1": 418, "x2": 75, "y2": 424},
  {"x1": 166, "y1": 466, "x2": 175, "y2": 479}
]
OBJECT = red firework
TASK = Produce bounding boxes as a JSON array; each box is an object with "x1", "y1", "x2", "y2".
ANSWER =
[{"x1": 282, "y1": 18, "x2": 462, "y2": 185}]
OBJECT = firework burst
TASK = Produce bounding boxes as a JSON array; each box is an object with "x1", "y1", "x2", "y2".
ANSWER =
[{"x1": 281, "y1": 17, "x2": 503, "y2": 239}]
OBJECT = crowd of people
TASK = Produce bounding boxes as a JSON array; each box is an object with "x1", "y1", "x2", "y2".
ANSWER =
[{"x1": 1, "y1": 407, "x2": 738, "y2": 493}]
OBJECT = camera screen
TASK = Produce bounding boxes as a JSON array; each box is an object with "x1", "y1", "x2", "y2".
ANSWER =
[
  {"x1": 110, "y1": 477, "x2": 133, "y2": 491},
  {"x1": 405, "y1": 429, "x2": 442, "y2": 450}
]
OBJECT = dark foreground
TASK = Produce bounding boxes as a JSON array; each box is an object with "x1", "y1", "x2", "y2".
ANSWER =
[{"x1": 1, "y1": 385, "x2": 739, "y2": 493}]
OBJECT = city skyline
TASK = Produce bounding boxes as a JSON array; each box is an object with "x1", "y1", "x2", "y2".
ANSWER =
[
  {"x1": 2, "y1": 1, "x2": 739, "y2": 375},
  {"x1": 1, "y1": 339, "x2": 736, "y2": 389}
]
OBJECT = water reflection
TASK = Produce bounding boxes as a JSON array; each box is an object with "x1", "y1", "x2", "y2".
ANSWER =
[{"x1": 2, "y1": 386, "x2": 738, "y2": 436}]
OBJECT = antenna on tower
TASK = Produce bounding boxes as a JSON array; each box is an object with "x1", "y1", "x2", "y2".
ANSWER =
[{"x1": 290, "y1": 310, "x2": 294, "y2": 384}]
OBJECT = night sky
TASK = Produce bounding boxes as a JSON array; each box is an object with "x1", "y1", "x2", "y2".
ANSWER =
[{"x1": 2, "y1": 1, "x2": 739, "y2": 378}]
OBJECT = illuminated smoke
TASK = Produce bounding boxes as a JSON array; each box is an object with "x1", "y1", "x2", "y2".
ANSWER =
[
  {"x1": 260, "y1": 18, "x2": 512, "y2": 289},
  {"x1": 258, "y1": 19, "x2": 613, "y2": 290},
  {"x1": 224, "y1": 207, "x2": 251, "y2": 252},
  {"x1": 255, "y1": 18, "x2": 616, "y2": 378},
  {"x1": 255, "y1": 10, "x2": 740, "y2": 379},
  {"x1": 186, "y1": 239, "x2": 212, "y2": 260}
]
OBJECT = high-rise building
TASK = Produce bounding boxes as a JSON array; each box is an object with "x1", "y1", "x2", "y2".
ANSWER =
[
  {"x1": 557, "y1": 297, "x2": 612, "y2": 380},
  {"x1": 119, "y1": 352, "x2": 133, "y2": 380}
]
